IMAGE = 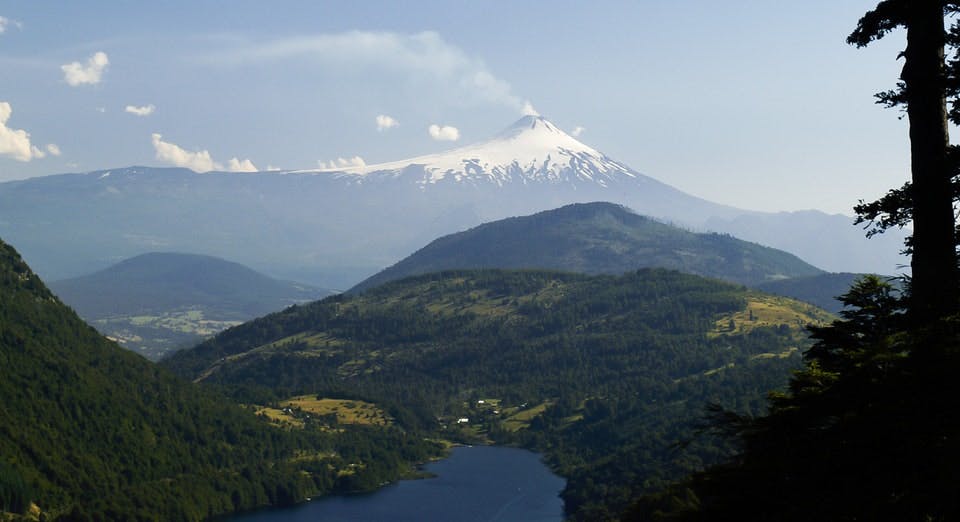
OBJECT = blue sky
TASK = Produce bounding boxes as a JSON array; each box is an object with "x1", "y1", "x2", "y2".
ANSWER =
[{"x1": 0, "y1": 1, "x2": 915, "y2": 214}]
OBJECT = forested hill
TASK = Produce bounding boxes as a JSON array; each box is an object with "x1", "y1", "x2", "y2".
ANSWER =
[
  {"x1": 0, "y1": 239, "x2": 440, "y2": 521},
  {"x1": 50, "y1": 252, "x2": 330, "y2": 318},
  {"x1": 350, "y1": 202, "x2": 825, "y2": 293},
  {"x1": 755, "y1": 272, "x2": 866, "y2": 313},
  {"x1": 49, "y1": 252, "x2": 332, "y2": 359},
  {"x1": 164, "y1": 268, "x2": 833, "y2": 519}
]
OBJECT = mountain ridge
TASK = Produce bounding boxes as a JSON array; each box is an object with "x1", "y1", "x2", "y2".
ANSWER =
[
  {"x1": 351, "y1": 202, "x2": 825, "y2": 293},
  {"x1": 0, "y1": 117, "x2": 907, "y2": 287}
]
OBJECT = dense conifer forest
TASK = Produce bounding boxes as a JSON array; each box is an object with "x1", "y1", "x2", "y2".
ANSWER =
[
  {"x1": 165, "y1": 268, "x2": 831, "y2": 519},
  {"x1": 0, "y1": 240, "x2": 442, "y2": 521}
]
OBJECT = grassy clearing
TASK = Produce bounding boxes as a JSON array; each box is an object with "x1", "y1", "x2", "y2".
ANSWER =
[
  {"x1": 121, "y1": 309, "x2": 240, "y2": 335},
  {"x1": 281, "y1": 396, "x2": 392, "y2": 426},
  {"x1": 253, "y1": 405, "x2": 305, "y2": 429},
  {"x1": 751, "y1": 347, "x2": 800, "y2": 360},
  {"x1": 253, "y1": 396, "x2": 392, "y2": 429},
  {"x1": 501, "y1": 401, "x2": 552, "y2": 432},
  {"x1": 710, "y1": 294, "x2": 833, "y2": 338}
]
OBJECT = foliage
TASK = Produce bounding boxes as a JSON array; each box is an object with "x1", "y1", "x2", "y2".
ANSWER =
[
  {"x1": 0, "y1": 239, "x2": 441, "y2": 521},
  {"x1": 848, "y1": 1, "x2": 959, "y2": 321},
  {"x1": 755, "y1": 272, "x2": 873, "y2": 313},
  {"x1": 627, "y1": 5, "x2": 960, "y2": 517},
  {"x1": 626, "y1": 277, "x2": 960, "y2": 521},
  {"x1": 0, "y1": 461, "x2": 31, "y2": 515},
  {"x1": 164, "y1": 268, "x2": 829, "y2": 519}
]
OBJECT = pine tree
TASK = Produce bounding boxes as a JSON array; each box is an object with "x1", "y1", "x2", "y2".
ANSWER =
[
  {"x1": 848, "y1": 1, "x2": 960, "y2": 324},
  {"x1": 627, "y1": 4, "x2": 960, "y2": 520}
]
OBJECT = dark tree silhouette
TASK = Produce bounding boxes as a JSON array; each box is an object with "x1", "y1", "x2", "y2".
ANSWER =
[
  {"x1": 626, "y1": 4, "x2": 960, "y2": 521},
  {"x1": 848, "y1": 1, "x2": 959, "y2": 323}
]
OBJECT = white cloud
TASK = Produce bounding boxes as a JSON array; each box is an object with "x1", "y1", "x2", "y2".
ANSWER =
[
  {"x1": 151, "y1": 133, "x2": 258, "y2": 173},
  {"x1": 151, "y1": 133, "x2": 217, "y2": 172},
  {"x1": 521, "y1": 101, "x2": 540, "y2": 117},
  {"x1": 0, "y1": 16, "x2": 22, "y2": 34},
  {"x1": 0, "y1": 101, "x2": 46, "y2": 162},
  {"x1": 125, "y1": 104, "x2": 156, "y2": 117},
  {"x1": 46, "y1": 143, "x2": 61, "y2": 156},
  {"x1": 376, "y1": 114, "x2": 398, "y2": 131},
  {"x1": 571, "y1": 126, "x2": 585, "y2": 137},
  {"x1": 428, "y1": 124, "x2": 460, "y2": 141},
  {"x1": 61, "y1": 51, "x2": 109, "y2": 86},
  {"x1": 206, "y1": 31, "x2": 526, "y2": 110},
  {"x1": 317, "y1": 156, "x2": 366, "y2": 172},
  {"x1": 226, "y1": 157, "x2": 258, "y2": 172}
]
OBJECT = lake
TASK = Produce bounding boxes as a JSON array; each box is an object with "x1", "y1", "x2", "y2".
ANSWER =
[{"x1": 227, "y1": 445, "x2": 565, "y2": 522}]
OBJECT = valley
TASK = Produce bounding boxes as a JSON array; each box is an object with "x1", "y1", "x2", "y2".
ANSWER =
[
  {"x1": 49, "y1": 252, "x2": 331, "y2": 359},
  {"x1": 164, "y1": 268, "x2": 832, "y2": 520},
  {"x1": 4, "y1": 3, "x2": 957, "y2": 520},
  {"x1": 0, "y1": 193, "x2": 854, "y2": 520}
]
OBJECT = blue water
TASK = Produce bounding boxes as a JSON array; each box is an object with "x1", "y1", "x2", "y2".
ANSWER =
[{"x1": 228, "y1": 446, "x2": 565, "y2": 522}]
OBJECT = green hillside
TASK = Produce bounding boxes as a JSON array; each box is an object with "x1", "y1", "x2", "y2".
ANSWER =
[
  {"x1": 351, "y1": 202, "x2": 825, "y2": 293},
  {"x1": 0, "y1": 240, "x2": 440, "y2": 521},
  {"x1": 756, "y1": 271, "x2": 876, "y2": 313},
  {"x1": 49, "y1": 252, "x2": 332, "y2": 360},
  {"x1": 165, "y1": 268, "x2": 833, "y2": 519}
]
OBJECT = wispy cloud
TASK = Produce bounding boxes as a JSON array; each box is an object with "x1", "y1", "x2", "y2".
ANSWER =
[
  {"x1": 0, "y1": 101, "x2": 54, "y2": 162},
  {"x1": 570, "y1": 126, "x2": 585, "y2": 137},
  {"x1": 317, "y1": 156, "x2": 366, "y2": 172},
  {"x1": 46, "y1": 143, "x2": 61, "y2": 156},
  {"x1": 0, "y1": 16, "x2": 22, "y2": 34},
  {"x1": 204, "y1": 31, "x2": 526, "y2": 111},
  {"x1": 125, "y1": 104, "x2": 155, "y2": 117},
  {"x1": 376, "y1": 114, "x2": 398, "y2": 131},
  {"x1": 428, "y1": 124, "x2": 459, "y2": 141},
  {"x1": 61, "y1": 51, "x2": 109, "y2": 86},
  {"x1": 150, "y1": 133, "x2": 257, "y2": 173},
  {"x1": 521, "y1": 101, "x2": 539, "y2": 117}
]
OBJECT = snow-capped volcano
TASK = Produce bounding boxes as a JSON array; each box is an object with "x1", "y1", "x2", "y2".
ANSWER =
[
  {"x1": 304, "y1": 115, "x2": 636, "y2": 187},
  {"x1": 0, "y1": 115, "x2": 907, "y2": 290}
]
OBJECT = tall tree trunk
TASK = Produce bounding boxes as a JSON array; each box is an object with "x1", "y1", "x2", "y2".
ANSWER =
[{"x1": 903, "y1": 2, "x2": 957, "y2": 322}]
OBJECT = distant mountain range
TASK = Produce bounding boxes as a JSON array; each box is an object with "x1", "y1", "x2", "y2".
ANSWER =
[
  {"x1": 352, "y1": 202, "x2": 825, "y2": 293},
  {"x1": 0, "y1": 115, "x2": 907, "y2": 288},
  {"x1": 50, "y1": 252, "x2": 331, "y2": 360}
]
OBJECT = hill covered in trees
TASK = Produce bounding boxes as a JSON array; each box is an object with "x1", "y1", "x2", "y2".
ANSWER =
[
  {"x1": 351, "y1": 202, "x2": 825, "y2": 293},
  {"x1": 50, "y1": 252, "x2": 332, "y2": 359},
  {"x1": 755, "y1": 272, "x2": 868, "y2": 313},
  {"x1": 0, "y1": 239, "x2": 440, "y2": 521},
  {"x1": 165, "y1": 268, "x2": 832, "y2": 519}
]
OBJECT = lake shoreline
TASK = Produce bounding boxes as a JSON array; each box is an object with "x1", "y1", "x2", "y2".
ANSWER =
[{"x1": 223, "y1": 445, "x2": 565, "y2": 522}]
